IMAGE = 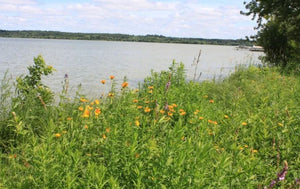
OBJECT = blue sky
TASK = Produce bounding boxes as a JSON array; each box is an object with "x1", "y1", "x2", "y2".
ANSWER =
[{"x1": 0, "y1": 0, "x2": 256, "y2": 39}]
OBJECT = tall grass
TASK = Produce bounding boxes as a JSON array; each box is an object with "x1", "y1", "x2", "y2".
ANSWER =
[{"x1": 0, "y1": 57, "x2": 299, "y2": 188}]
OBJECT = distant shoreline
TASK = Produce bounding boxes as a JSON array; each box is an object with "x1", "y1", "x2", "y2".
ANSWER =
[{"x1": 0, "y1": 30, "x2": 253, "y2": 46}]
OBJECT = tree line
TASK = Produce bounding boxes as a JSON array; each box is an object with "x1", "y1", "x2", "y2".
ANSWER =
[{"x1": 0, "y1": 30, "x2": 253, "y2": 46}]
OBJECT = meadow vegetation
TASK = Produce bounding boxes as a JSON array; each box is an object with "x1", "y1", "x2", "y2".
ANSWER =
[{"x1": 0, "y1": 56, "x2": 299, "y2": 188}]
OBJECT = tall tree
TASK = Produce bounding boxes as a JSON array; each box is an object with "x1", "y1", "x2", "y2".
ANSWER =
[{"x1": 241, "y1": 0, "x2": 300, "y2": 68}]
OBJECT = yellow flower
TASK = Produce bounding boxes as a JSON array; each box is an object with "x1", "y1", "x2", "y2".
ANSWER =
[
  {"x1": 168, "y1": 112, "x2": 173, "y2": 117},
  {"x1": 102, "y1": 134, "x2": 107, "y2": 139},
  {"x1": 108, "y1": 92, "x2": 114, "y2": 97},
  {"x1": 94, "y1": 108, "x2": 101, "y2": 116},
  {"x1": 252, "y1": 149, "x2": 258, "y2": 153},
  {"x1": 55, "y1": 133, "x2": 61, "y2": 138},
  {"x1": 224, "y1": 115, "x2": 229, "y2": 119},
  {"x1": 148, "y1": 86, "x2": 154, "y2": 90},
  {"x1": 133, "y1": 99, "x2": 138, "y2": 103},
  {"x1": 62, "y1": 130, "x2": 67, "y2": 134},
  {"x1": 137, "y1": 106, "x2": 143, "y2": 109},
  {"x1": 203, "y1": 95, "x2": 208, "y2": 98},
  {"x1": 199, "y1": 117, "x2": 204, "y2": 120},
  {"x1": 101, "y1": 80, "x2": 106, "y2": 84},
  {"x1": 82, "y1": 108, "x2": 90, "y2": 118},
  {"x1": 135, "y1": 120, "x2": 140, "y2": 126},
  {"x1": 94, "y1": 99, "x2": 100, "y2": 105},
  {"x1": 160, "y1": 110, "x2": 165, "y2": 114},
  {"x1": 122, "y1": 82, "x2": 129, "y2": 88},
  {"x1": 78, "y1": 106, "x2": 84, "y2": 111},
  {"x1": 148, "y1": 90, "x2": 153, "y2": 94},
  {"x1": 80, "y1": 98, "x2": 88, "y2": 102},
  {"x1": 110, "y1": 75, "x2": 115, "y2": 80},
  {"x1": 84, "y1": 125, "x2": 88, "y2": 129},
  {"x1": 144, "y1": 107, "x2": 151, "y2": 113},
  {"x1": 242, "y1": 122, "x2": 247, "y2": 126},
  {"x1": 278, "y1": 123, "x2": 283, "y2": 127}
]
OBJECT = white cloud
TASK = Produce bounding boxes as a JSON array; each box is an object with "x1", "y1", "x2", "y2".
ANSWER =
[{"x1": 0, "y1": 0, "x2": 257, "y2": 39}]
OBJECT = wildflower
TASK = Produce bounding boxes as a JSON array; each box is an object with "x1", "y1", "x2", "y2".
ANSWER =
[
  {"x1": 135, "y1": 89, "x2": 139, "y2": 92},
  {"x1": 145, "y1": 101, "x2": 150, "y2": 104},
  {"x1": 9, "y1": 154, "x2": 17, "y2": 159},
  {"x1": 199, "y1": 117, "x2": 204, "y2": 120},
  {"x1": 168, "y1": 112, "x2": 173, "y2": 117},
  {"x1": 224, "y1": 115, "x2": 229, "y2": 119},
  {"x1": 172, "y1": 103, "x2": 178, "y2": 107},
  {"x1": 135, "y1": 154, "x2": 140, "y2": 158},
  {"x1": 180, "y1": 111, "x2": 186, "y2": 116},
  {"x1": 135, "y1": 120, "x2": 140, "y2": 126},
  {"x1": 67, "y1": 117, "x2": 72, "y2": 121},
  {"x1": 165, "y1": 81, "x2": 171, "y2": 91},
  {"x1": 209, "y1": 99, "x2": 214, "y2": 103},
  {"x1": 179, "y1": 109, "x2": 185, "y2": 113},
  {"x1": 86, "y1": 153, "x2": 92, "y2": 156},
  {"x1": 203, "y1": 95, "x2": 208, "y2": 98},
  {"x1": 82, "y1": 108, "x2": 90, "y2": 118},
  {"x1": 181, "y1": 136, "x2": 185, "y2": 141},
  {"x1": 108, "y1": 92, "x2": 114, "y2": 97},
  {"x1": 106, "y1": 128, "x2": 110, "y2": 133},
  {"x1": 55, "y1": 133, "x2": 61, "y2": 138},
  {"x1": 148, "y1": 90, "x2": 153, "y2": 94},
  {"x1": 242, "y1": 122, "x2": 247, "y2": 126},
  {"x1": 213, "y1": 121, "x2": 218, "y2": 125},
  {"x1": 148, "y1": 86, "x2": 154, "y2": 90},
  {"x1": 278, "y1": 123, "x2": 283, "y2": 127},
  {"x1": 101, "y1": 80, "x2": 106, "y2": 84},
  {"x1": 87, "y1": 105, "x2": 93, "y2": 110},
  {"x1": 208, "y1": 120, "x2": 213, "y2": 124},
  {"x1": 80, "y1": 98, "x2": 88, "y2": 102},
  {"x1": 110, "y1": 75, "x2": 115, "y2": 80},
  {"x1": 239, "y1": 147, "x2": 244, "y2": 150},
  {"x1": 102, "y1": 134, "x2": 107, "y2": 139},
  {"x1": 90, "y1": 102, "x2": 94, "y2": 106},
  {"x1": 94, "y1": 108, "x2": 101, "y2": 116},
  {"x1": 84, "y1": 125, "x2": 88, "y2": 129},
  {"x1": 144, "y1": 107, "x2": 151, "y2": 113},
  {"x1": 137, "y1": 106, "x2": 143, "y2": 109},
  {"x1": 252, "y1": 149, "x2": 258, "y2": 153},
  {"x1": 94, "y1": 99, "x2": 100, "y2": 105},
  {"x1": 244, "y1": 145, "x2": 249, "y2": 148},
  {"x1": 62, "y1": 130, "x2": 67, "y2": 134},
  {"x1": 78, "y1": 106, "x2": 84, "y2": 111},
  {"x1": 122, "y1": 82, "x2": 129, "y2": 88},
  {"x1": 160, "y1": 110, "x2": 165, "y2": 114},
  {"x1": 133, "y1": 99, "x2": 138, "y2": 103}
]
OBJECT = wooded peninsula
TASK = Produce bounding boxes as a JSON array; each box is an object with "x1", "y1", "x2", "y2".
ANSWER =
[{"x1": 0, "y1": 30, "x2": 252, "y2": 46}]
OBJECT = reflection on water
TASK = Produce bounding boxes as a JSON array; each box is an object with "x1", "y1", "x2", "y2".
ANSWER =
[{"x1": 0, "y1": 37, "x2": 263, "y2": 97}]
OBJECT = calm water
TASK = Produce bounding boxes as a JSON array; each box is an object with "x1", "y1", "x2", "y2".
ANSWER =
[{"x1": 0, "y1": 37, "x2": 263, "y2": 97}]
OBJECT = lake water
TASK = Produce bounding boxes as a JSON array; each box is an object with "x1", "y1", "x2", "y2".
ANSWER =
[{"x1": 0, "y1": 37, "x2": 263, "y2": 97}]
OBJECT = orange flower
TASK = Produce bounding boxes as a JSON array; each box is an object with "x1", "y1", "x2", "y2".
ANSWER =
[
  {"x1": 106, "y1": 128, "x2": 110, "y2": 133},
  {"x1": 242, "y1": 122, "x2": 247, "y2": 126},
  {"x1": 137, "y1": 106, "x2": 143, "y2": 109},
  {"x1": 78, "y1": 106, "x2": 84, "y2": 111},
  {"x1": 180, "y1": 111, "x2": 186, "y2": 116},
  {"x1": 110, "y1": 75, "x2": 115, "y2": 80},
  {"x1": 67, "y1": 117, "x2": 72, "y2": 121},
  {"x1": 101, "y1": 80, "x2": 106, "y2": 84},
  {"x1": 95, "y1": 108, "x2": 101, "y2": 116},
  {"x1": 208, "y1": 120, "x2": 213, "y2": 123},
  {"x1": 55, "y1": 133, "x2": 61, "y2": 138},
  {"x1": 82, "y1": 108, "x2": 90, "y2": 118},
  {"x1": 102, "y1": 134, "x2": 107, "y2": 139},
  {"x1": 199, "y1": 117, "x2": 204, "y2": 120},
  {"x1": 122, "y1": 82, "x2": 129, "y2": 88},
  {"x1": 133, "y1": 99, "x2": 138, "y2": 103},
  {"x1": 148, "y1": 86, "x2": 154, "y2": 90},
  {"x1": 209, "y1": 99, "x2": 214, "y2": 103},
  {"x1": 84, "y1": 125, "x2": 88, "y2": 129},
  {"x1": 135, "y1": 153, "x2": 140, "y2": 158},
  {"x1": 168, "y1": 112, "x2": 173, "y2": 117},
  {"x1": 9, "y1": 154, "x2": 17, "y2": 159},
  {"x1": 160, "y1": 110, "x2": 165, "y2": 114},
  {"x1": 144, "y1": 107, "x2": 151, "y2": 113}
]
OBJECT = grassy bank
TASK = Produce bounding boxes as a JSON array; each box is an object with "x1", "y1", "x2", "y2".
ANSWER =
[{"x1": 0, "y1": 58, "x2": 299, "y2": 188}]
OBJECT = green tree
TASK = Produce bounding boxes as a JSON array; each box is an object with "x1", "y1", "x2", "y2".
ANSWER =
[{"x1": 241, "y1": 0, "x2": 300, "y2": 69}]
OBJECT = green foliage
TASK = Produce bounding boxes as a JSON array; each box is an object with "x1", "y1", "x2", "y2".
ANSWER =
[
  {"x1": 0, "y1": 30, "x2": 253, "y2": 46},
  {"x1": 242, "y1": 0, "x2": 300, "y2": 69},
  {"x1": 0, "y1": 62, "x2": 300, "y2": 188}
]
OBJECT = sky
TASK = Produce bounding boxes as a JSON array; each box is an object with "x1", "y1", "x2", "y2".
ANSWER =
[{"x1": 0, "y1": 0, "x2": 257, "y2": 39}]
